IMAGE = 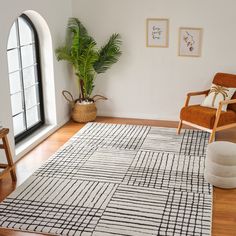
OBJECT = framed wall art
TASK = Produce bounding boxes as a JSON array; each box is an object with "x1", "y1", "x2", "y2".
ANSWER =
[
  {"x1": 146, "y1": 18, "x2": 169, "y2": 48},
  {"x1": 179, "y1": 27, "x2": 202, "y2": 57}
]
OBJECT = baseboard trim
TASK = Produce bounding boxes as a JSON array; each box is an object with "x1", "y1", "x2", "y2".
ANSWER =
[{"x1": 97, "y1": 111, "x2": 178, "y2": 122}]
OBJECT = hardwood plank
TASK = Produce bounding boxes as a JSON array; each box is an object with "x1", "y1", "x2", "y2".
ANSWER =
[{"x1": 0, "y1": 116, "x2": 235, "y2": 236}]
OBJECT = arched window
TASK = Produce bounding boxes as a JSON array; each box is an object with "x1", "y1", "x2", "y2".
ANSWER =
[{"x1": 7, "y1": 14, "x2": 44, "y2": 143}]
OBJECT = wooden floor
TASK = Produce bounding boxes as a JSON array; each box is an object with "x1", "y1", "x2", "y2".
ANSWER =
[{"x1": 0, "y1": 117, "x2": 236, "y2": 236}]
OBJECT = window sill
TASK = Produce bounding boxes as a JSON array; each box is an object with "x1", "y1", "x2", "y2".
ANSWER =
[{"x1": 15, "y1": 124, "x2": 58, "y2": 161}]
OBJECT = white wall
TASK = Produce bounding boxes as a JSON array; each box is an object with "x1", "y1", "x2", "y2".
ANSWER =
[
  {"x1": 72, "y1": 0, "x2": 236, "y2": 120},
  {"x1": 1, "y1": 0, "x2": 236, "y2": 161},
  {"x1": 0, "y1": 0, "x2": 73, "y2": 161}
]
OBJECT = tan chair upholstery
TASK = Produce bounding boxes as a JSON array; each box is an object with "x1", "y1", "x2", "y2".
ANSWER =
[{"x1": 177, "y1": 73, "x2": 236, "y2": 143}]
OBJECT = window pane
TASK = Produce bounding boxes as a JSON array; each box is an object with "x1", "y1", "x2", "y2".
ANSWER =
[
  {"x1": 24, "y1": 85, "x2": 38, "y2": 109},
  {"x1": 26, "y1": 106, "x2": 40, "y2": 128},
  {"x1": 7, "y1": 49, "x2": 19, "y2": 73},
  {"x1": 11, "y1": 92, "x2": 24, "y2": 116},
  {"x1": 13, "y1": 113, "x2": 26, "y2": 136},
  {"x1": 18, "y1": 17, "x2": 34, "y2": 45},
  {"x1": 7, "y1": 22, "x2": 18, "y2": 50},
  {"x1": 21, "y1": 45, "x2": 35, "y2": 68},
  {"x1": 23, "y1": 66, "x2": 37, "y2": 88},
  {"x1": 9, "y1": 71, "x2": 22, "y2": 94},
  {"x1": 7, "y1": 15, "x2": 44, "y2": 142}
]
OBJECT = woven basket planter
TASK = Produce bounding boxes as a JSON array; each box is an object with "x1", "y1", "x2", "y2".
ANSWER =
[
  {"x1": 62, "y1": 90, "x2": 107, "y2": 123},
  {"x1": 72, "y1": 103, "x2": 97, "y2": 123}
]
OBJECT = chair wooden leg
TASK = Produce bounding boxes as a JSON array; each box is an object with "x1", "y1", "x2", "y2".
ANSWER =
[
  {"x1": 2, "y1": 136, "x2": 17, "y2": 182},
  {"x1": 209, "y1": 129, "x2": 216, "y2": 143},
  {"x1": 177, "y1": 120, "x2": 183, "y2": 134}
]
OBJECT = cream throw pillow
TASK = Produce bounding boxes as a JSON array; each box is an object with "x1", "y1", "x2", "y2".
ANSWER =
[{"x1": 201, "y1": 84, "x2": 236, "y2": 111}]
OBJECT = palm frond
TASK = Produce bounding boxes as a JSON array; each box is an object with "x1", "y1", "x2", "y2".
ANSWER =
[
  {"x1": 77, "y1": 41, "x2": 98, "y2": 98},
  {"x1": 68, "y1": 18, "x2": 88, "y2": 38},
  {"x1": 68, "y1": 18, "x2": 96, "y2": 56},
  {"x1": 78, "y1": 41, "x2": 98, "y2": 78},
  {"x1": 70, "y1": 29, "x2": 79, "y2": 60},
  {"x1": 55, "y1": 46, "x2": 74, "y2": 64},
  {"x1": 94, "y1": 33, "x2": 122, "y2": 74}
]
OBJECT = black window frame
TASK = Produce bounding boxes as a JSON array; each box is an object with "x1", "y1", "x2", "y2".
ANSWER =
[{"x1": 7, "y1": 14, "x2": 45, "y2": 143}]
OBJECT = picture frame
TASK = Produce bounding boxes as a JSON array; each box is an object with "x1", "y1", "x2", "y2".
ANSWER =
[
  {"x1": 179, "y1": 27, "x2": 202, "y2": 57},
  {"x1": 146, "y1": 18, "x2": 169, "y2": 48}
]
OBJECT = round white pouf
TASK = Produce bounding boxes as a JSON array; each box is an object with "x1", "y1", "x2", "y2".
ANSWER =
[{"x1": 204, "y1": 141, "x2": 236, "y2": 189}]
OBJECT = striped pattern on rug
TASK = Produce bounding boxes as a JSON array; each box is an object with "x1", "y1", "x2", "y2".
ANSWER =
[{"x1": 0, "y1": 123, "x2": 212, "y2": 236}]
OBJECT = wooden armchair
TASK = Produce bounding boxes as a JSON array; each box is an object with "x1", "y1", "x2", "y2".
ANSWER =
[{"x1": 177, "y1": 73, "x2": 236, "y2": 143}]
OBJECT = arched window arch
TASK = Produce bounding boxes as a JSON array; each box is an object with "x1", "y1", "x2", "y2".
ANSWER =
[{"x1": 7, "y1": 14, "x2": 44, "y2": 143}]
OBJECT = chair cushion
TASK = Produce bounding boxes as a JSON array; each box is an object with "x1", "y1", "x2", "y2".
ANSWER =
[
  {"x1": 180, "y1": 105, "x2": 236, "y2": 129},
  {"x1": 213, "y1": 73, "x2": 236, "y2": 112},
  {"x1": 201, "y1": 83, "x2": 236, "y2": 111}
]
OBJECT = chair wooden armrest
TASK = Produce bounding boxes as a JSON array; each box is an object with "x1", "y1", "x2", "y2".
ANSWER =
[
  {"x1": 187, "y1": 89, "x2": 210, "y2": 97},
  {"x1": 219, "y1": 98, "x2": 236, "y2": 105},
  {"x1": 184, "y1": 89, "x2": 210, "y2": 107}
]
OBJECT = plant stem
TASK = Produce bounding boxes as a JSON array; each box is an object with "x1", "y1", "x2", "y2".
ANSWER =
[{"x1": 79, "y1": 79, "x2": 85, "y2": 100}]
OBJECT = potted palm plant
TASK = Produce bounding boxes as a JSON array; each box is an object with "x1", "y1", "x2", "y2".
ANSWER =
[{"x1": 55, "y1": 17, "x2": 122, "y2": 122}]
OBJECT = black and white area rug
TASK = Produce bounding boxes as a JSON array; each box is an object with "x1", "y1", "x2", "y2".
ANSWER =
[{"x1": 0, "y1": 123, "x2": 212, "y2": 235}]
